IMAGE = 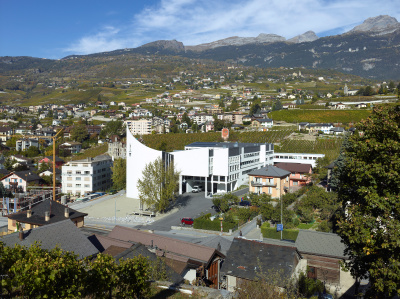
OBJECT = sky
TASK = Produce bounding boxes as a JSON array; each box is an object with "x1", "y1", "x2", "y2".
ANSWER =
[{"x1": 1, "y1": 0, "x2": 400, "y2": 59}]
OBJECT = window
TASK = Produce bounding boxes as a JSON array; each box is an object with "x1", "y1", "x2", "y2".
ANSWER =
[
  {"x1": 268, "y1": 187, "x2": 272, "y2": 194},
  {"x1": 76, "y1": 171, "x2": 81, "y2": 174},
  {"x1": 75, "y1": 184, "x2": 81, "y2": 187},
  {"x1": 293, "y1": 181, "x2": 298, "y2": 186},
  {"x1": 67, "y1": 177, "x2": 72, "y2": 181},
  {"x1": 20, "y1": 179, "x2": 22, "y2": 183},
  {"x1": 76, "y1": 177, "x2": 81, "y2": 181},
  {"x1": 84, "y1": 184, "x2": 90, "y2": 188}
]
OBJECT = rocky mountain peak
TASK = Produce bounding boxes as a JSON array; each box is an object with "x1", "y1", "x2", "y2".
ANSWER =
[
  {"x1": 140, "y1": 40, "x2": 185, "y2": 51},
  {"x1": 349, "y1": 15, "x2": 400, "y2": 34},
  {"x1": 287, "y1": 31, "x2": 319, "y2": 43}
]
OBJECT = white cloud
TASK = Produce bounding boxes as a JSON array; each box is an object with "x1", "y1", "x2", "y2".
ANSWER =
[{"x1": 64, "y1": 0, "x2": 400, "y2": 55}]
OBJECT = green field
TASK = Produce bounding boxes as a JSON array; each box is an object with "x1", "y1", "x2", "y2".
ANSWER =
[
  {"x1": 142, "y1": 129, "x2": 342, "y2": 161},
  {"x1": 270, "y1": 109, "x2": 371, "y2": 124}
]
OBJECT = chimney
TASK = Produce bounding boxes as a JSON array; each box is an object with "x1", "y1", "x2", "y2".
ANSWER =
[
  {"x1": 45, "y1": 211, "x2": 50, "y2": 222},
  {"x1": 27, "y1": 209, "x2": 32, "y2": 218},
  {"x1": 64, "y1": 208, "x2": 69, "y2": 218},
  {"x1": 19, "y1": 225, "x2": 24, "y2": 241}
]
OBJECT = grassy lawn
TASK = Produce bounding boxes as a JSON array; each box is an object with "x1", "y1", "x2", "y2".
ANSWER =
[{"x1": 297, "y1": 223, "x2": 315, "y2": 229}]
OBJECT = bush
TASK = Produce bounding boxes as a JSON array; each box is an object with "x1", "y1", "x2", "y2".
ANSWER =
[
  {"x1": 193, "y1": 217, "x2": 237, "y2": 232},
  {"x1": 317, "y1": 220, "x2": 332, "y2": 232},
  {"x1": 260, "y1": 223, "x2": 299, "y2": 241}
]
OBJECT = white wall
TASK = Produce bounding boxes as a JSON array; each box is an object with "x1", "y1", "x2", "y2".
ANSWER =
[
  {"x1": 172, "y1": 148, "x2": 209, "y2": 177},
  {"x1": 213, "y1": 148, "x2": 229, "y2": 176},
  {"x1": 126, "y1": 127, "x2": 163, "y2": 199}
]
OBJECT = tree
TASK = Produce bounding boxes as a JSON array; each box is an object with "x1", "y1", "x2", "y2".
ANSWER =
[
  {"x1": 70, "y1": 124, "x2": 89, "y2": 143},
  {"x1": 101, "y1": 120, "x2": 125, "y2": 138},
  {"x1": 137, "y1": 157, "x2": 180, "y2": 213},
  {"x1": 23, "y1": 146, "x2": 40, "y2": 158},
  {"x1": 111, "y1": 158, "x2": 126, "y2": 190},
  {"x1": 336, "y1": 104, "x2": 400, "y2": 298}
]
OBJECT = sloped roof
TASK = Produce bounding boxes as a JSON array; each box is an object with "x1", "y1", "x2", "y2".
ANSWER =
[
  {"x1": 88, "y1": 234, "x2": 133, "y2": 252},
  {"x1": 1, "y1": 170, "x2": 41, "y2": 182},
  {"x1": 274, "y1": 163, "x2": 312, "y2": 173},
  {"x1": 221, "y1": 238, "x2": 297, "y2": 283},
  {"x1": 6, "y1": 199, "x2": 87, "y2": 226},
  {"x1": 248, "y1": 165, "x2": 291, "y2": 178},
  {"x1": 0, "y1": 219, "x2": 98, "y2": 259},
  {"x1": 114, "y1": 243, "x2": 184, "y2": 284},
  {"x1": 295, "y1": 230, "x2": 347, "y2": 259},
  {"x1": 108, "y1": 226, "x2": 224, "y2": 267}
]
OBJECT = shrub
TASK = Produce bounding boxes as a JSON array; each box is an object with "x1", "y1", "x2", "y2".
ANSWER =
[
  {"x1": 260, "y1": 223, "x2": 299, "y2": 241},
  {"x1": 193, "y1": 217, "x2": 237, "y2": 232}
]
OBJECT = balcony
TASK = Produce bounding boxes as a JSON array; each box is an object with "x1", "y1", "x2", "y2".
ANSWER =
[{"x1": 251, "y1": 181, "x2": 276, "y2": 187}]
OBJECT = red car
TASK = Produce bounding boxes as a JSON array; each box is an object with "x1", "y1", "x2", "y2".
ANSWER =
[{"x1": 181, "y1": 217, "x2": 194, "y2": 225}]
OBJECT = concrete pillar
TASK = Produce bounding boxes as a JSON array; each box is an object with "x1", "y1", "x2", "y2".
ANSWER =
[
  {"x1": 179, "y1": 176, "x2": 183, "y2": 195},
  {"x1": 205, "y1": 176, "x2": 208, "y2": 197}
]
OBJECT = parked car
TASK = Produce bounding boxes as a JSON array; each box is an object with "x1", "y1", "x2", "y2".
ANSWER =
[
  {"x1": 181, "y1": 217, "x2": 194, "y2": 226},
  {"x1": 192, "y1": 185, "x2": 202, "y2": 193},
  {"x1": 239, "y1": 200, "x2": 251, "y2": 207}
]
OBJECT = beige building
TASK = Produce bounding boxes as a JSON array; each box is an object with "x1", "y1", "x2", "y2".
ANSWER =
[
  {"x1": 248, "y1": 165, "x2": 290, "y2": 198},
  {"x1": 125, "y1": 119, "x2": 152, "y2": 135}
]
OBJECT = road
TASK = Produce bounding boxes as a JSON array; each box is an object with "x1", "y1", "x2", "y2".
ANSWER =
[
  {"x1": 136, "y1": 188, "x2": 250, "y2": 231},
  {"x1": 135, "y1": 191, "x2": 215, "y2": 231}
]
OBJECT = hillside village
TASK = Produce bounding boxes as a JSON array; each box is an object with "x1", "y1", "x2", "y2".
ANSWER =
[{"x1": 0, "y1": 60, "x2": 399, "y2": 298}]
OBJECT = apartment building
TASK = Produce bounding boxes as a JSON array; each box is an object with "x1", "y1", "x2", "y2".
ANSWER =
[
  {"x1": 61, "y1": 155, "x2": 113, "y2": 196},
  {"x1": 125, "y1": 119, "x2": 152, "y2": 135}
]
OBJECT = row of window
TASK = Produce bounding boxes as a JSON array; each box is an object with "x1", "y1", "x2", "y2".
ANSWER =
[{"x1": 241, "y1": 159, "x2": 259, "y2": 166}]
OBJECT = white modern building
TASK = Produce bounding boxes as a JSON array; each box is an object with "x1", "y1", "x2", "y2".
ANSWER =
[
  {"x1": 126, "y1": 127, "x2": 274, "y2": 199},
  {"x1": 61, "y1": 155, "x2": 113, "y2": 196},
  {"x1": 273, "y1": 153, "x2": 325, "y2": 168}
]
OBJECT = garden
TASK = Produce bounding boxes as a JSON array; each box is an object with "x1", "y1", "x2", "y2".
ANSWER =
[{"x1": 195, "y1": 184, "x2": 341, "y2": 240}]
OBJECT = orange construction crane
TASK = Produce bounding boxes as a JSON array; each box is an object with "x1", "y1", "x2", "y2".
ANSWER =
[{"x1": 52, "y1": 129, "x2": 64, "y2": 201}]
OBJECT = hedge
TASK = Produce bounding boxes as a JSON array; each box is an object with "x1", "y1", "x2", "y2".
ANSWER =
[
  {"x1": 261, "y1": 224, "x2": 299, "y2": 241},
  {"x1": 193, "y1": 218, "x2": 237, "y2": 232}
]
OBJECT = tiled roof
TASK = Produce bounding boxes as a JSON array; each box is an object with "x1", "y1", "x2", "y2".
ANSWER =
[
  {"x1": 88, "y1": 234, "x2": 133, "y2": 252},
  {"x1": 248, "y1": 165, "x2": 291, "y2": 178},
  {"x1": 221, "y1": 238, "x2": 297, "y2": 283},
  {"x1": 295, "y1": 230, "x2": 347, "y2": 259},
  {"x1": 114, "y1": 243, "x2": 184, "y2": 284},
  {"x1": 0, "y1": 220, "x2": 98, "y2": 259},
  {"x1": 274, "y1": 163, "x2": 312, "y2": 173},
  {"x1": 6, "y1": 199, "x2": 87, "y2": 226},
  {"x1": 108, "y1": 226, "x2": 224, "y2": 267}
]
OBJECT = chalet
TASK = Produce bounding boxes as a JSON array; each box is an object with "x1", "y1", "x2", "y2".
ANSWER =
[
  {"x1": 5, "y1": 199, "x2": 87, "y2": 232},
  {"x1": 106, "y1": 226, "x2": 225, "y2": 287},
  {"x1": 1, "y1": 171, "x2": 42, "y2": 193},
  {"x1": 295, "y1": 230, "x2": 355, "y2": 292},
  {"x1": 222, "y1": 238, "x2": 301, "y2": 292}
]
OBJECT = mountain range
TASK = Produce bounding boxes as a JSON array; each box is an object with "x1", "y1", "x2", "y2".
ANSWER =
[{"x1": 2, "y1": 15, "x2": 400, "y2": 80}]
